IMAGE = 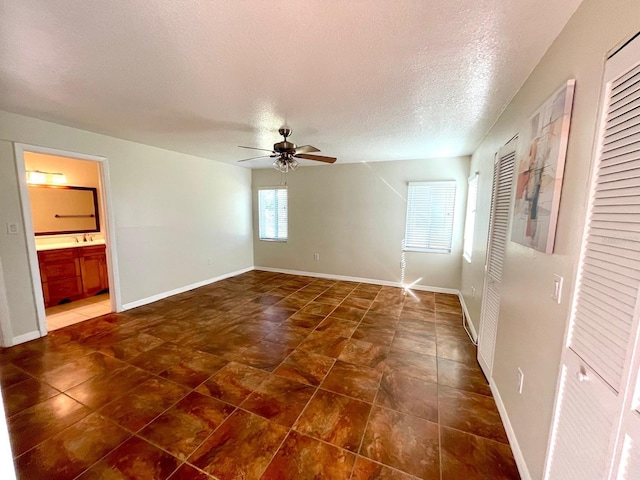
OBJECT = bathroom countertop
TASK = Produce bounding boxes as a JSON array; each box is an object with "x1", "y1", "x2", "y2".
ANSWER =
[{"x1": 36, "y1": 240, "x2": 106, "y2": 251}]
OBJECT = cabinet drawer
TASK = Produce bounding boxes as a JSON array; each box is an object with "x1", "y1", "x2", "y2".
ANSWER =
[
  {"x1": 38, "y1": 248, "x2": 78, "y2": 263},
  {"x1": 80, "y1": 245, "x2": 106, "y2": 256},
  {"x1": 42, "y1": 259, "x2": 80, "y2": 281},
  {"x1": 44, "y1": 277, "x2": 83, "y2": 306}
]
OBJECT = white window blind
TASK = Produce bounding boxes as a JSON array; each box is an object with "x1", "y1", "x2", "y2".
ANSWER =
[
  {"x1": 404, "y1": 181, "x2": 456, "y2": 253},
  {"x1": 463, "y1": 174, "x2": 479, "y2": 262},
  {"x1": 258, "y1": 188, "x2": 288, "y2": 241}
]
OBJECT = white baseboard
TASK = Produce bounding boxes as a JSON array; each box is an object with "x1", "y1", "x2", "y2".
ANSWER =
[
  {"x1": 121, "y1": 266, "x2": 254, "y2": 310},
  {"x1": 12, "y1": 330, "x2": 41, "y2": 346},
  {"x1": 254, "y1": 266, "x2": 460, "y2": 295},
  {"x1": 458, "y1": 293, "x2": 478, "y2": 343},
  {"x1": 489, "y1": 379, "x2": 532, "y2": 480}
]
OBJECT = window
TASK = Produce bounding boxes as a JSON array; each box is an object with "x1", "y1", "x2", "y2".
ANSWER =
[
  {"x1": 258, "y1": 188, "x2": 288, "y2": 241},
  {"x1": 404, "y1": 181, "x2": 456, "y2": 253},
  {"x1": 463, "y1": 174, "x2": 479, "y2": 262}
]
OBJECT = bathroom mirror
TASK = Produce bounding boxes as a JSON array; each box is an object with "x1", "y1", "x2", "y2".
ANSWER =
[{"x1": 28, "y1": 185, "x2": 100, "y2": 236}]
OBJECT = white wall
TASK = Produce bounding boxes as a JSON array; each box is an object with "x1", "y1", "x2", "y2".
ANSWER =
[
  {"x1": 0, "y1": 110, "x2": 253, "y2": 341},
  {"x1": 460, "y1": 0, "x2": 640, "y2": 477},
  {"x1": 253, "y1": 157, "x2": 470, "y2": 290}
]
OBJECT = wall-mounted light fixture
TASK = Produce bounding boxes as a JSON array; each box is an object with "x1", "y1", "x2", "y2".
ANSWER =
[{"x1": 26, "y1": 170, "x2": 67, "y2": 185}]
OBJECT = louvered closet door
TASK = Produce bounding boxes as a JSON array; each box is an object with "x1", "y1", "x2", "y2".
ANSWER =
[
  {"x1": 608, "y1": 37, "x2": 640, "y2": 480},
  {"x1": 478, "y1": 142, "x2": 516, "y2": 377},
  {"x1": 546, "y1": 34, "x2": 640, "y2": 480},
  {"x1": 615, "y1": 363, "x2": 640, "y2": 480}
]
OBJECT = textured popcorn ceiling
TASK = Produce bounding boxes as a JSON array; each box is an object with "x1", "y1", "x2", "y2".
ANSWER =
[{"x1": 0, "y1": 0, "x2": 583, "y2": 166}]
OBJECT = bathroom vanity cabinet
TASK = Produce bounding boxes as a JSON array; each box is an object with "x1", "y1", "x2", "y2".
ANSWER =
[{"x1": 38, "y1": 244, "x2": 108, "y2": 307}]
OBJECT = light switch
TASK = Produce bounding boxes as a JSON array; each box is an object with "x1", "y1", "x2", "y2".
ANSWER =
[
  {"x1": 6, "y1": 223, "x2": 18, "y2": 235},
  {"x1": 552, "y1": 274, "x2": 564, "y2": 304}
]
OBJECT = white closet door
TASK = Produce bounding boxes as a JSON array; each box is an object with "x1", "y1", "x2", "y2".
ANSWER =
[
  {"x1": 546, "y1": 34, "x2": 640, "y2": 480},
  {"x1": 478, "y1": 141, "x2": 516, "y2": 377},
  {"x1": 614, "y1": 364, "x2": 640, "y2": 480}
]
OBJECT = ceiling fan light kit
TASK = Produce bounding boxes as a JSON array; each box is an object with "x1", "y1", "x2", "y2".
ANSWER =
[{"x1": 237, "y1": 128, "x2": 336, "y2": 174}]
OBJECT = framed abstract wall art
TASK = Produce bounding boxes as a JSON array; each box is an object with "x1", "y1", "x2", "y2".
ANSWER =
[{"x1": 511, "y1": 79, "x2": 575, "y2": 253}]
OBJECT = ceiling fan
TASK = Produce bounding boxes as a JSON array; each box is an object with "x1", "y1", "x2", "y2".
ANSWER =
[{"x1": 237, "y1": 128, "x2": 337, "y2": 172}]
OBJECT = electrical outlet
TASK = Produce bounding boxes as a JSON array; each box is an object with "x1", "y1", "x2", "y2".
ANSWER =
[
  {"x1": 314, "y1": 253, "x2": 320, "y2": 261},
  {"x1": 6, "y1": 223, "x2": 18, "y2": 235},
  {"x1": 471, "y1": 286, "x2": 476, "y2": 298},
  {"x1": 517, "y1": 368, "x2": 524, "y2": 394},
  {"x1": 207, "y1": 258, "x2": 213, "y2": 265}
]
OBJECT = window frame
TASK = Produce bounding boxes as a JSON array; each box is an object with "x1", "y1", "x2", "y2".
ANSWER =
[
  {"x1": 257, "y1": 186, "x2": 288, "y2": 242},
  {"x1": 403, "y1": 180, "x2": 457, "y2": 254},
  {"x1": 463, "y1": 173, "x2": 479, "y2": 262}
]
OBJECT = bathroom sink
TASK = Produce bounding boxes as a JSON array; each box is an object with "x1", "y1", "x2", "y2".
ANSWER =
[{"x1": 36, "y1": 239, "x2": 106, "y2": 251}]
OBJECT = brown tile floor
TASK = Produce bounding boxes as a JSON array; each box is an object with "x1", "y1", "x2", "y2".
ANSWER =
[{"x1": 0, "y1": 271, "x2": 520, "y2": 479}]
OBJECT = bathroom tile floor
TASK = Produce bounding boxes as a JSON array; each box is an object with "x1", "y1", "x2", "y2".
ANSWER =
[
  {"x1": 46, "y1": 293, "x2": 111, "y2": 331},
  {"x1": 1, "y1": 271, "x2": 520, "y2": 479}
]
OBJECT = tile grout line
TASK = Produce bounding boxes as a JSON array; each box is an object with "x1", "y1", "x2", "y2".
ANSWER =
[
  {"x1": 257, "y1": 280, "x2": 380, "y2": 479},
  {"x1": 173, "y1": 276, "x2": 339, "y2": 479},
  {"x1": 7, "y1": 273, "x2": 491, "y2": 479},
  {"x1": 347, "y1": 285, "x2": 397, "y2": 480}
]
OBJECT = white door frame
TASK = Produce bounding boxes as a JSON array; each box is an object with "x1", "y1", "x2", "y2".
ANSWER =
[{"x1": 11, "y1": 143, "x2": 122, "y2": 339}]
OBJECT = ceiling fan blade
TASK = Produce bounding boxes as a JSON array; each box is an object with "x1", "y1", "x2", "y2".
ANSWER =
[
  {"x1": 238, "y1": 145, "x2": 275, "y2": 153},
  {"x1": 237, "y1": 155, "x2": 272, "y2": 162},
  {"x1": 294, "y1": 145, "x2": 321, "y2": 154},
  {"x1": 295, "y1": 153, "x2": 337, "y2": 164}
]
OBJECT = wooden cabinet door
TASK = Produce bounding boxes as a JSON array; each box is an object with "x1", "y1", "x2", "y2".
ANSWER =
[
  {"x1": 45, "y1": 277, "x2": 84, "y2": 306},
  {"x1": 98, "y1": 255, "x2": 109, "y2": 291},
  {"x1": 80, "y1": 254, "x2": 105, "y2": 296}
]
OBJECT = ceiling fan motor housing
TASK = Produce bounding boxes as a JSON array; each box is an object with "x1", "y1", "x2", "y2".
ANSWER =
[{"x1": 274, "y1": 140, "x2": 296, "y2": 153}]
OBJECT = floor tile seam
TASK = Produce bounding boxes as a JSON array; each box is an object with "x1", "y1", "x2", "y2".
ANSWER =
[
  {"x1": 352, "y1": 346, "x2": 387, "y2": 466},
  {"x1": 238, "y1": 372, "x2": 315, "y2": 407},
  {"x1": 352, "y1": 454, "x2": 424, "y2": 480},
  {"x1": 340, "y1": 282, "x2": 380, "y2": 339},
  {"x1": 98, "y1": 374, "x2": 226, "y2": 439},
  {"x1": 434, "y1": 351, "x2": 484, "y2": 369},
  {"x1": 179, "y1": 459, "x2": 222, "y2": 480},
  {"x1": 438, "y1": 421, "x2": 444, "y2": 480},
  {"x1": 290, "y1": 385, "x2": 377, "y2": 454},
  {"x1": 359, "y1": 401, "x2": 443, "y2": 478},
  {"x1": 3, "y1": 362, "x2": 49, "y2": 393},
  {"x1": 68, "y1": 429, "x2": 135, "y2": 480},
  {"x1": 34, "y1": 349, "x2": 129, "y2": 391},
  {"x1": 63, "y1": 362, "x2": 157, "y2": 412},
  {"x1": 286, "y1": 422, "x2": 363, "y2": 457},
  {"x1": 435, "y1": 381, "x2": 494, "y2": 399},
  {"x1": 314, "y1": 383, "x2": 376, "y2": 407},
  {"x1": 372, "y1": 402, "x2": 441, "y2": 430},
  {"x1": 139, "y1": 401, "x2": 241, "y2": 466},
  {"x1": 142, "y1": 417, "x2": 218, "y2": 465},
  {"x1": 157, "y1": 460, "x2": 185, "y2": 480},
  {"x1": 4, "y1": 381, "x2": 64, "y2": 420},
  {"x1": 15, "y1": 405, "x2": 132, "y2": 475},
  {"x1": 10, "y1": 391, "x2": 94, "y2": 460},
  {"x1": 438, "y1": 424, "x2": 513, "y2": 447},
  {"x1": 436, "y1": 390, "x2": 510, "y2": 447},
  {"x1": 78, "y1": 432, "x2": 183, "y2": 479},
  {"x1": 257, "y1": 408, "x2": 367, "y2": 478},
  {"x1": 61, "y1": 412, "x2": 141, "y2": 479},
  {"x1": 256, "y1": 417, "x2": 296, "y2": 478},
  {"x1": 271, "y1": 353, "x2": 337, "y2": 389},
  {"x1": 371, "y1": 386, "x2": 440, "y2": 425}
]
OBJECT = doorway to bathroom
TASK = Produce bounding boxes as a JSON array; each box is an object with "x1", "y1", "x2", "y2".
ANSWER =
[{"x1": 13, "y1": 144, "x2": 120, "y2": 336}]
